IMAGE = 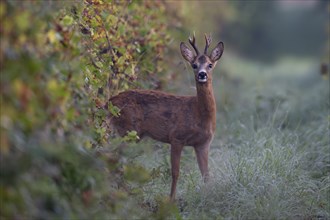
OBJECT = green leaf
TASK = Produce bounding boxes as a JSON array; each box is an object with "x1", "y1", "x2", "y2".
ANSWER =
[
  {"x1": 116, "y1": 56, "x2": 126, "y2": 67},
  {"x1": 106, "y1": 14, "x2": 118, "y2": 25},
  {"x1": 95, "y1": 61, "x2": 103, "y2": 68},
  {"x1": 108, "y1": 102, "x2": 121, "y2": 117},
  {"x1": 62, "y1": 15, "x2": 74, "y2": 26},
  {"x1": 123, "y1": 130, "x2": 140, "y2": 142}
]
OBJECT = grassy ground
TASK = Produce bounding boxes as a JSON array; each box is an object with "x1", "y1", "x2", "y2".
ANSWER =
[{"x1": 136, "y1": 53, "x2": 330, "y2": 219}]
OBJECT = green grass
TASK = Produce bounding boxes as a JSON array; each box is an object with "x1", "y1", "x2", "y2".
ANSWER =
[
  {"x1": 184, "y1": 122, "x2": 329, "y2": 219},
  {"x1": 136, "y1": 55, "x2": 330, "y2": 219}
]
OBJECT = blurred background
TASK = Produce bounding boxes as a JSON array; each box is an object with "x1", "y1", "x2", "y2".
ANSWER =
[
  {"x1": 175, "y1": 0, "x2": 328, "y2": 61},
  {"x1": 0, "y1": 0, "x2": 329, "y2": 219},
  {"x1": 168, "y1": 0, "x2": 328, "y2": 88}
]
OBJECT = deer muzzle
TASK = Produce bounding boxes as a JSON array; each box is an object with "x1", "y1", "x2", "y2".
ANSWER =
[{"x1": 198, "y1": 71, "x2": 208, "y2": 83}]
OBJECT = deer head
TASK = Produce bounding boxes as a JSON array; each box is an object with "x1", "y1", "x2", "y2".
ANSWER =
[{"x1": 180, "y1": 34, "x2": 224, "y2": 83}]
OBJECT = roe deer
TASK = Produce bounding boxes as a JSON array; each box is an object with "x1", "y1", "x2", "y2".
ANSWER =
[{"x1": 109, "y1": 34, "x2": 224, "y2": 201}]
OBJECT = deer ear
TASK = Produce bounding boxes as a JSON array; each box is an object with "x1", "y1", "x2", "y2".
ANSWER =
[
  {"x1": 180, "y1": 42, "x2": 195, "y2": 63},
  {"x1": 210, "y1": 42, "x2": 224, "y2": 62}
]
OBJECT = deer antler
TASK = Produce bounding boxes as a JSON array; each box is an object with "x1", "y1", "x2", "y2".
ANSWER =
[
  {"x1": 204, "y1": 33, "x2": 212, "y2": 54},
  {"x1": 189, "y1": 33, "x2": 199, "y2": 56}
]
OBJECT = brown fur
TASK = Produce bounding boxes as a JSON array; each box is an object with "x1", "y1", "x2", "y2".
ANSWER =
[{"x1": 108, "y1": 35, "x2": 224, "y2": 201}]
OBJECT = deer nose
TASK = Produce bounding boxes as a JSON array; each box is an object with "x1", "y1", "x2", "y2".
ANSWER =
[{"x1": 198, "y1": 72, "x2": 208, "y2": 82}]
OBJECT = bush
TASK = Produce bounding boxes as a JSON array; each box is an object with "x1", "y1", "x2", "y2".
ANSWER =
[{"x1": 0, "y1": 0, "x2": 175, "y2": 219}]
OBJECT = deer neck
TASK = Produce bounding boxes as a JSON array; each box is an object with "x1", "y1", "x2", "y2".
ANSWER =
[{"x1": 196, "y1": 81, "x2": 216, "y2": 130}]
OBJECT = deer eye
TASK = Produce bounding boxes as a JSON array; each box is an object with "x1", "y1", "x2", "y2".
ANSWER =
[
  {"x1": 208, "y1": 63, "x2": 213, "y2": 69},
  {"x1": 192, "y1": 64, "x2": 198, "y2": 69}
]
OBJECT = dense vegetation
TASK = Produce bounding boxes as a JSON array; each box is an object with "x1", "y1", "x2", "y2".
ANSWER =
[
  {"x1": 1, "y1": 1, "x2": 173, "y2": 219},
  {"x1": 1, "y1": 1, "x2": 329, "y2": 219}
]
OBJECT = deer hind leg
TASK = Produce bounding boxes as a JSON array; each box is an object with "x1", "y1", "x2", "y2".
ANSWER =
[
  {"x1": 170, "y1": 144, "x2": 183, "y2": 202},
  {"x1": 194, "y1": 144, "x2": 210, "y2": 182}
]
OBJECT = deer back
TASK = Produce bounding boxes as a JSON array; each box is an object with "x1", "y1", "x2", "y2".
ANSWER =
[{"x1": 110, "y1": 90, "x2": 215, "y2": 146}]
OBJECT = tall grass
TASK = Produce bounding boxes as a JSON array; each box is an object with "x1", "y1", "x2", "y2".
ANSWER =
[{"x1": 183, "y1": 119, "x2": 329, "y2": 219}]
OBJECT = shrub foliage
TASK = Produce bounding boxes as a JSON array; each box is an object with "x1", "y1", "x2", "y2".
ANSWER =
[{"x1": 0, "y1": 0, "x2": 173, "y2": 218}]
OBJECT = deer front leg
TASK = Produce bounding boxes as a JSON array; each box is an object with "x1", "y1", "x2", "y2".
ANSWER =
[
  {"x1": 170, "y1": 144, "x2": 183, "y2": 202},
  {"x1": 194, "y1": 144, "x2": 210, "y2": 182}
]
